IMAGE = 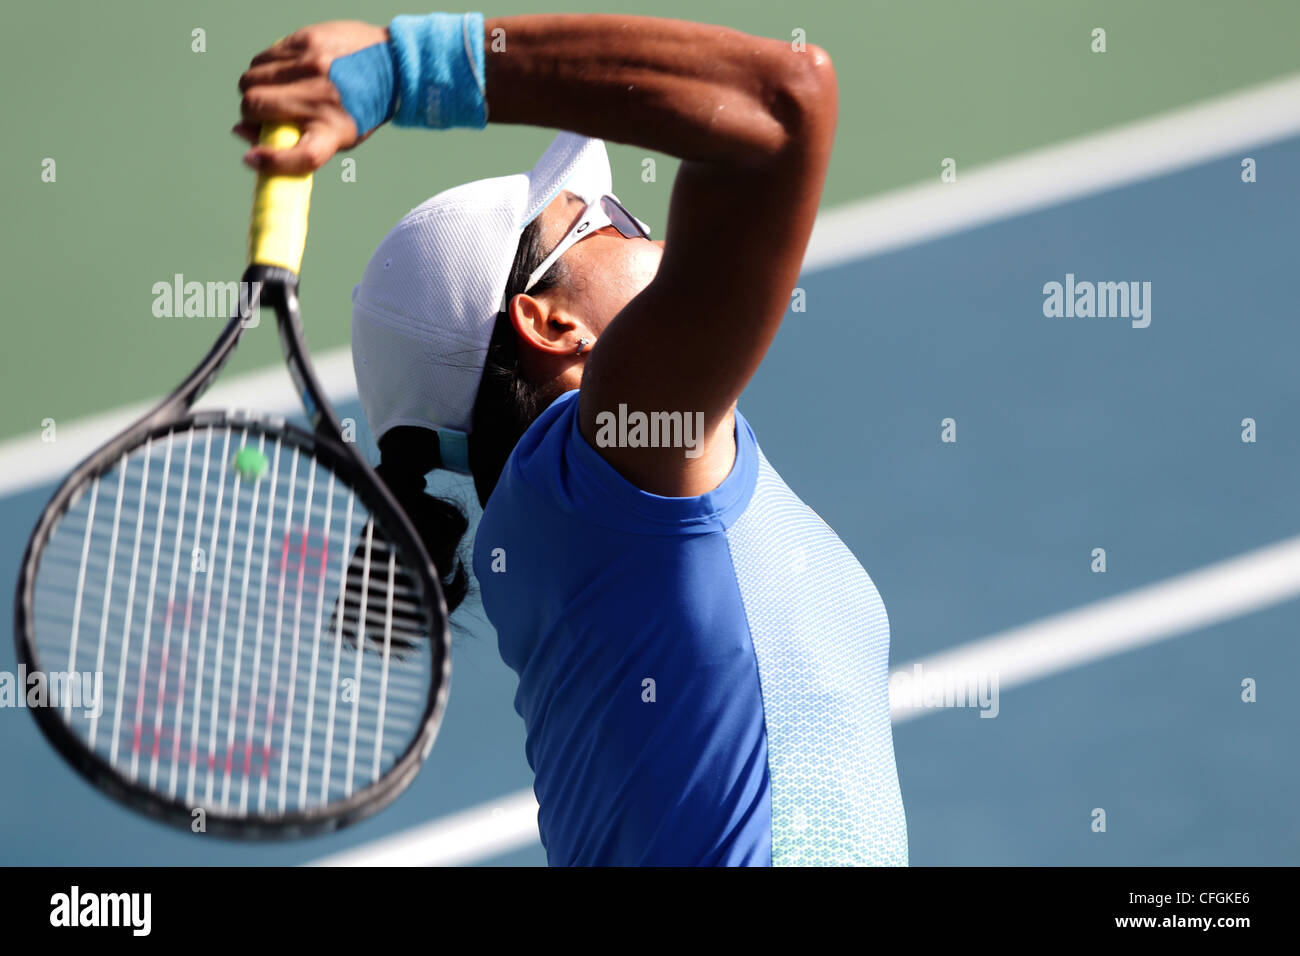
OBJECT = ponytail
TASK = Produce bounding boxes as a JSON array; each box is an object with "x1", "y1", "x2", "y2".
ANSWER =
[{"x1": 376, "y1": 427, "x2": 470, "y2": 613}]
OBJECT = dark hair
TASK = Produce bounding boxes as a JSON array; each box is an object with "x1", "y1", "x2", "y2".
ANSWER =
[{"x1": 375, "y1": 217, "x2": 567, "y2": 615}]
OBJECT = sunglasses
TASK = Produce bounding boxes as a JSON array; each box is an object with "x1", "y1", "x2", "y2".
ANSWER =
[{"x1": 521, "y1": 194, "x2": 651, "y2": 296}]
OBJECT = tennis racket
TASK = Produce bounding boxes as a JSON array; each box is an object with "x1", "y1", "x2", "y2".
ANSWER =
[{"x1": 14, "y1": 125, "x2": 451, "y2": 839}]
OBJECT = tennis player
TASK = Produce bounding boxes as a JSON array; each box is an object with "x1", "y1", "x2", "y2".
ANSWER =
[{"x1": 236, "y1": 11, "x2": 906, "y2": 866}]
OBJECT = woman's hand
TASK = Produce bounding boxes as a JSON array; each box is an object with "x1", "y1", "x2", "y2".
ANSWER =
[{"x1": 234, "y1": 21, "x2": 389, "y2": 175}]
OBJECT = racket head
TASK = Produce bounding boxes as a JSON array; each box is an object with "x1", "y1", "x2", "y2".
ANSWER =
[{"x1": 14, "y1": 409, "x2": 451, "y2": 839}]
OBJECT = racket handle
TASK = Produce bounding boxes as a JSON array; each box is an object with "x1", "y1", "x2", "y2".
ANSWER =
[{"x1": 248, "y1": 124, "x2": 314, "y2": 275}]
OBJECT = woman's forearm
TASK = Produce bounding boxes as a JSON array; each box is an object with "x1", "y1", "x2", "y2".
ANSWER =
[{"x1": 483, "y1": 14, "x2": 832, "y2": 165}]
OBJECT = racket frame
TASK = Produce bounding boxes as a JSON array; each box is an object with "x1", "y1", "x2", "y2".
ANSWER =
[{"x1": 14, "y1": 266, "x2": 452, "y2": 840}]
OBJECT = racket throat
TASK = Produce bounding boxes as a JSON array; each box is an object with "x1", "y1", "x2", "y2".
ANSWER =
[{"x1": 243, "y1": 266, "x2": 346, "y2": 443}]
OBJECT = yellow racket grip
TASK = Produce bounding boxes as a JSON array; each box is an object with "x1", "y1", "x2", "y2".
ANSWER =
[{"x1": 247, "y1": 124, "x2": 314, "y2": 274}]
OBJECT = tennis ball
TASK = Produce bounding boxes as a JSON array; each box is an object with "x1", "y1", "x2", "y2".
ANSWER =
[{"x1": 231, "y1": 446, "x2": 269, "y2": 481}]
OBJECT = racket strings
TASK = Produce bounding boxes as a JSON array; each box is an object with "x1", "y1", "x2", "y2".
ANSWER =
[{"x1": 29, "y1": 424, "x2": 436, "y2": 817}]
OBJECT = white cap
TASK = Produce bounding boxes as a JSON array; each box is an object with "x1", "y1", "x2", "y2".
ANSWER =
[{"x1": 350, "y1": 131, "x2": 613, "y2": 473}]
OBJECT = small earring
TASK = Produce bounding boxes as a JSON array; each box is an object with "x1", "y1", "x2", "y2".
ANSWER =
[{"x1": 576, "y1": 337, "x2": 591, "y2": 355}]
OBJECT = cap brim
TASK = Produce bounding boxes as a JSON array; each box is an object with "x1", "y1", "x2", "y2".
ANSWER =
[{"x1": 522, "y1": 132, "x2": 613, "y2": 227}]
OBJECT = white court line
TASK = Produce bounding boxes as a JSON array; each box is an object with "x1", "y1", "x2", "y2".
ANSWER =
[
  {"x1": 803, "y1": 72, "x2": 1300, "y2": 269},
  {"x1": 4, "y1": 72, "x2": 1298, "y2": 500},
  {"x1": 308, "y1": 789, "x2": 542, "y2": 867},
  {"x1": 309, "y1": 532, "x2": 1300, "y2": 865},
  {"x1": 890, "y1": 533, "x2": 1300, "y2": 724}
]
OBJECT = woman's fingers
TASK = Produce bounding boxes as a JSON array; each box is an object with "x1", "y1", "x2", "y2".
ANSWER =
[
  {"x1": 247, "y1": 31, "x2": 308, "y2": 68},
  {"x1": 242, "y1": 123, "x2": 347, "y2": 175},
  {"x1": 239, "y1": 75, "x2": 355, "y2": 133},
  {"x1": 237, "y1": 21, "x2": 390, "y2": 173},
  {"x1": 238, "y1": 57, "x2": 324, "y2": 93}
]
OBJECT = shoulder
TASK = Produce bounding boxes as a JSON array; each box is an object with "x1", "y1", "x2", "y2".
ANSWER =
[{"x1": 487, "y1": 390, "x2": 764, "y2": 537}]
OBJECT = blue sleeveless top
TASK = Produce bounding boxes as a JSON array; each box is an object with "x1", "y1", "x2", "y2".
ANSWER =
[{"x1": 473, "y1": 391, "x2": 907, "y2": 866}]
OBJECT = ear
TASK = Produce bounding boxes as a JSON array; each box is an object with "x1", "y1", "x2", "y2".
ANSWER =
[{"x1": 507, "y1": 291, "x2": 582, "y2": 357}]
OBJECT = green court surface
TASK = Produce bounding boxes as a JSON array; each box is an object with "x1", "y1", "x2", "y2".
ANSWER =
[{"x1": 2, "y1": 1, "x2": 1299, "y2": 439}]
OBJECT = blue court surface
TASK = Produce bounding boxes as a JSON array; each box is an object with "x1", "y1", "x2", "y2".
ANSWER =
[{"x1": 2, "y1": 132, "x2": 1297, "y2": 866}]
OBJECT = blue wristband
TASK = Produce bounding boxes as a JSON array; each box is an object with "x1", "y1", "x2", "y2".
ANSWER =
[
  {"x1": 329, "y1": 43, "x2": 398, "y2": 138},
  {"x1": 388, "y1": 12, "x2": 487, "y2": 129}
]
